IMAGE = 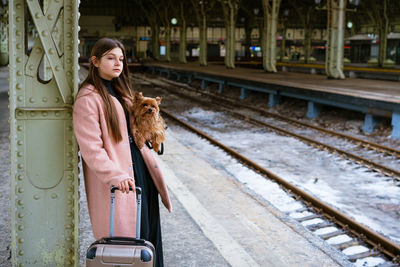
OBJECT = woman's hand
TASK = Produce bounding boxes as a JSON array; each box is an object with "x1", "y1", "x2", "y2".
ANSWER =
[{"x1": 117, "y1": 178, "x2": 135, "y2": 193}]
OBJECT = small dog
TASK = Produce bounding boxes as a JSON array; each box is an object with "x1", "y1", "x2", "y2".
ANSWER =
[{"x1": 130, "y1": 91, "x2": 165, "y2": 153}]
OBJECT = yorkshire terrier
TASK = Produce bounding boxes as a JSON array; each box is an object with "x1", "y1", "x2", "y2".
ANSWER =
[{"x1": 130, "y1": 91, "x2": 165, "y2": 153}]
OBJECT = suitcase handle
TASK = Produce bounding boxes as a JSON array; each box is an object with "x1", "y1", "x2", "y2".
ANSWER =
[{"x1": 110, "y1": 186, "x2": 142, "y2": 239}]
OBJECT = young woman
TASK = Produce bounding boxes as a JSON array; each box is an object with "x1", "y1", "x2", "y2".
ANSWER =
[{"x1": 73, "y1": 38, "x2": 172, "y2": 266}]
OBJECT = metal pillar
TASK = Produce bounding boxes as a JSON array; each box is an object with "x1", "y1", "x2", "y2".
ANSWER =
[
  {"x1": 362, "y1": 114, "x2": 377, "y2": 133},
  {"x1": 0, "y1": 5, "x2": 9, "y2": 65},
  {"x1": 326, "y1": 0, "x2": 346, "y2": 79},
  {"x1": 306, "y1": 101, "x2": 321, "y2": 118},
  {"x1": 268, "y1": 93, "x2": 280, "y2": 107},
  {"x1": 391, "y1": 112, "x2": 400, "y2": 139},
  {"x1": 9, "y1": 0, "x2": 80, "y2": 265}
]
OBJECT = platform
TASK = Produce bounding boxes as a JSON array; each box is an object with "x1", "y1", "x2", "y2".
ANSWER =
[{"x1": 144, "y1": 62, "x2": 400, "y2": 138}]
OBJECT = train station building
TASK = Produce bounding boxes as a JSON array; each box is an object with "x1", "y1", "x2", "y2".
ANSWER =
[{"x1": 1, "y1": 0, "x2": 399, "y2": 266}]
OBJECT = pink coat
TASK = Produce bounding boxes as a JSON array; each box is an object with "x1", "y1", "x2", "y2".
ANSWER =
[{"x1": 73, "y1": 84, "x2": 172, "y2": 239}]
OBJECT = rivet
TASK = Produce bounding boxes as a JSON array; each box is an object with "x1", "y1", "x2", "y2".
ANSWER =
[
  {"x1": 55, "y1": 111, "x2": 60, "y2": 117},
  {"x1": 66, "y1": 58, "x2": 72, "y2": 64},
  {"x1": 47, "y1": 14, "x2": 54, "y2": 20},
  {"x1": 16, "y1": 3, "x2": 22, "y2": 8},
  {"x1": 67, "y1": 45, "x2": 72, "y2": 51},
  {"x1": 16, "y1": 83, "x2": 22, "y2": 90},
  {"x1": 18, "y1": 212, "x2": 23, "y2": 218},
  {"x1": 67, "y1": 71, "x2": 72, "y2": 76},
  {"x1": 17, "y1": 140, "x2": 23, "y2": 145},
  {"x1": 66, "y1": 5, "x2": 72, "y2": 10},
  {"x1": 17, "y1": 200, "x2": 23, "y2": 206},
  {"x1": 18, "y1": 238, "x2": 24, "y2": 244},
  {"x1": 67, "y1": 33, "x2": 72, "y2": 38},
  {"x1": 17, "y1": 152, "x2": 23, "y2": 157},
  {"x1": 67, "y1": 212, "x2": 73, "y2": 217},
  {"x1": 67, "y1": 200, "x2": 72, "y2": 205},
  {"x1": 36, "y1": 47, "x2": 42, "y2": 53},
  {"x1": 29, "y1": 64, "x2": 34, "y2": 70},
  {"x1": 16, "y1": 57, "x2": 21, "y2": 63},
  {"x1": 41, "y1": 111, "x2": 48, "y2": 117},
  {"x1": 33, "y1": 195, "x2": 40, "y2": 200},
  {"x1": 17, "y1": 125, "x2": 22, "y2": 131},
  {"x1": 41, "y1": 30, "x2": 48, "y2": 37},
  {"x1": 55, "y1": 65, "x2": 60, "y2": 71},
  {"x1": 29, "y1": 97, "x2": 35, "y2": 103},
  {"x1": 67, "y1": 126, "x2": 73, "y2": 131},
  {"x1": 16, "y1": 43, "x2": 21, "y2": 49},
  {"x1": 51, "y1": 193, "x2": 58, "y2": 199},
  {"x1": 66, "y1": 237, "x2": 72, "y2": 242},
  {"x1": 17, "y1": 111, "x2": 23, "y2": 117},
  {"x1": 42, "y1": 97, "x2": 48, "y2": 102},
  {"x1": 67, "y1": 140, "x2": 72, "y2": 145},
  {"x1": 68, "y1": 174, "x2": 74, "y2": 180},
  {"x1": 16, "y1": 16, "x2": 21, "y2": 22},
  {"x1": 67, "y1": 163, "x2": 73, "y2": 169},
  {"x1": 18, "y1": 250, "x2": 23, "y2": 256},
  {"x1": 55, "y1": 97, "x2": 60, "y2": 103},
  {"x1": 66, "y1": 19, "x2": 72, "y2": 24},
  {"x1": 16, "y1": 30, "x2": 21, "y2": 36},
  {"x1": 17, "y1": 164, "x2": 23, "y2": 170},
  {"x1": 17, "y1": 96, "x2": 23, "y2": 102},
  {"x1": 65, "y1": 224, "x2": 72, "y2": 229},
  {"x1": 30, "y1": 111, "x2": 35, "y2": 117},
  {"x1": 18, "y1": 225, "x2": 24, "y2": 231},
  {"x1": 34, "y1": 13, "x2": 40, "y2": 19},
  {"x1": 17, "y1": 71, "x2": 22, "y2": 76},
  {"x1": 49, "y1": 48, "x2": 54, "y2": 55}
]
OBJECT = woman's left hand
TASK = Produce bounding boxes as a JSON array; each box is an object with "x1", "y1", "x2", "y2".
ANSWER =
[{"x1": 117, "y1": 178, "x2": 135, "y2": 193}]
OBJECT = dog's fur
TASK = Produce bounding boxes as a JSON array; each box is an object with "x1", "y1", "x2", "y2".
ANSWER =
[{"x1": 130, "y1": 91, "x2": 165, "y2": 152}]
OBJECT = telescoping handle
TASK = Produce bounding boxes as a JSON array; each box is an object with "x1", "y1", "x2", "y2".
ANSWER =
[{"x1": 110, "y1": 186, "x2": 142, "y2": 238}]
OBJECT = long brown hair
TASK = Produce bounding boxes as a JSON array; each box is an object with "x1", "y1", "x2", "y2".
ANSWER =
[{"x1": 80, "y1": 38, "x2": 133, "y2": 143}]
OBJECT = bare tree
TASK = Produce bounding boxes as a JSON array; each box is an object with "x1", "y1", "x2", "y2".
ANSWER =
[
  {"x1": 290, "y1": 0, "x2": 318, "y2": 63},
  {"x1": 160, "y1": 0, "x2": 173, "y2": 62},
  {"x1": 362, "y1": 0, "x2": 397, "y2": 67},
  {"x1": 190, "y1": 0, "x2": 216, "y2": 66},
  {"x1": 239, "y1": 2, "x2": 260, "y2": 58},
  {"x1": 220, "y1": 0, "x2": 239, "y2": 69},
  {"x1": 138, "y1": 0, "x2": 162, "y2": 60},
  {"x1": 178, "y1": 0, "x2": 191, "y2": 63}
]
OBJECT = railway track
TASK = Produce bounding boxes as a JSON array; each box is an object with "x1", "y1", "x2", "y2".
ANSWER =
[
  {"x1": 135, "y1": 74, "x2": 400, "y2": 181},
  {"x1": 160, "y1": 108, "x2": 400, "y2": 265}
]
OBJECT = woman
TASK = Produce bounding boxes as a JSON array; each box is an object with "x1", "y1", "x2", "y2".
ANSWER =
[{"x1": 73, "y1": 38, "x2": 172, "y2": 266}]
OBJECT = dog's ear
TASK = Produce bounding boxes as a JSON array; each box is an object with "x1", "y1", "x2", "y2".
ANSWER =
[
  {"x1": 156, "y1": 96, "x2": 162, "y2": 105},
  {"x1": 134, "y1": 91, "x2": 143, "y2": 102}
]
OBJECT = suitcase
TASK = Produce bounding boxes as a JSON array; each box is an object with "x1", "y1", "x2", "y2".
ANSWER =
[{"x1": 86, "y1": 186, "x2": 155, "y2": 266}]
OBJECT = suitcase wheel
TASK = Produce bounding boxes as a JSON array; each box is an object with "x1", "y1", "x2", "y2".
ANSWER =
[
  {"x1": 86, "y1": 247, "x2": 97, "y2": 260},
  {"x1": 141, "y1": 249, "x2": 152, "y2": 262}
]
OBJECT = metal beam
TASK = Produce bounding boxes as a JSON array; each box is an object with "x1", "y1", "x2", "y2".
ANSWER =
[{"x1": 9, "y1": 0, "x2": 80, "y2": 265}]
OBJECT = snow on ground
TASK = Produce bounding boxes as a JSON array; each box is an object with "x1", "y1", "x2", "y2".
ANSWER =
[{"x1": 167, "y1": 104, "x2": 400, "y2": 245}]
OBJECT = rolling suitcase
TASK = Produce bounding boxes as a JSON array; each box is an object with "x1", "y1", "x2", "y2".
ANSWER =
[{"x1": 86, "y1": 186, "x2": 155, "y2": 266}]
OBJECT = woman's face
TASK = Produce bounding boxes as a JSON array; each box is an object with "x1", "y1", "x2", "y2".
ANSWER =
[{"x1": 93, "y1": 47, "x2": 124, "y2": 81}]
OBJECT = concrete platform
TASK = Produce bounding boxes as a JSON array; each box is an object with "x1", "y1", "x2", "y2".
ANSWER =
[{"x1": 156, "y1": 127, "x2": 352, "y2": 267}]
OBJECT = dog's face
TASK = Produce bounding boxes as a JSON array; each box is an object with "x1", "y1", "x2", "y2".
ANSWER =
[{"x1": 133, "y1": 91, "x2": 161, "y2": 119}]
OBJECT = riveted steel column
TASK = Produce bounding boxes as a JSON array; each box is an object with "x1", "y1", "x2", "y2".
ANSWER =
[
  {"x1": 0, "y1": 4, "x2": 9, "y2": 65},
  {"x1": 9, "y1": 0, "x2": 80, "y2": 266}
]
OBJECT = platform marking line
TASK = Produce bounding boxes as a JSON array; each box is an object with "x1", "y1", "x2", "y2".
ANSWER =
[{"x1": 158, "y1": 159, "x2": 260, "y2": 267}]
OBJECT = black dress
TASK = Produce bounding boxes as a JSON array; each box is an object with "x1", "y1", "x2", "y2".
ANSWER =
[{"x1": 103, "y1": 79, "x2": 164, "y2": 267}]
